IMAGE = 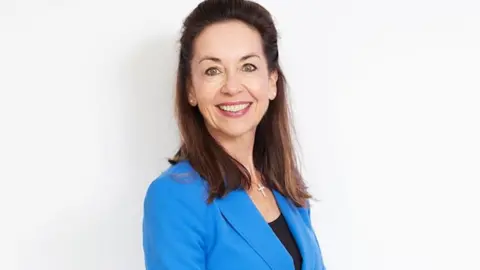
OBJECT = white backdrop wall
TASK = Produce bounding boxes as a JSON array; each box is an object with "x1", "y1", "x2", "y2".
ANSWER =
[{"x1": 1, "y1": 1, "x2": 479, "y2": 270}]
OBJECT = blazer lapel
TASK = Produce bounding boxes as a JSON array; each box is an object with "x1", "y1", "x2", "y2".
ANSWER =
[
  {"x1": 273, "y1": 190, "x2": 315, "y2": 270},
  {"x1": 216, "y1": 189, "x2": 294, "y2": 269}
]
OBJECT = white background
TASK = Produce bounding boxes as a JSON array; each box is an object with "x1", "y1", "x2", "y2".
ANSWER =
[{"x1": 1, "y1": 0, "x2": 479, "y2": 269}]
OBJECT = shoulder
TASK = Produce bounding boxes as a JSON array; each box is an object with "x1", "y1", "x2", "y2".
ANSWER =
[
  {"x1": 143, "y1": 161, "x2": 211, "y2": 267},
  {"x1": 146, "y1": 160, "x2": 207, "y2": 197},
  {"x1": 296, "y1": 198, "x2": 314, "y2": 228},
  {"x1": 143, "y1": 160, "x2": 209, "y2": 217}
]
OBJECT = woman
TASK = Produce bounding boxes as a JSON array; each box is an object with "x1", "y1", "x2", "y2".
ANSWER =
[{"x1": 142, "y1": 0, "x2": 326, "y2": 269}]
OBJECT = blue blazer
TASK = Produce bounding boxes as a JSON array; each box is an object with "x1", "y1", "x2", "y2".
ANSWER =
[{"x1": 143, "y1": 161, "x2": 326, "y2": 270}]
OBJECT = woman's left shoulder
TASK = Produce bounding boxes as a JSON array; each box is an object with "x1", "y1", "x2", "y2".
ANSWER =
[{"x1": 295, "y1": 199, "x2": 314, "y2": 227}]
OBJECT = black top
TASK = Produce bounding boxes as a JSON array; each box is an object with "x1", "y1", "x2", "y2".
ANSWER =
[{"x1": 269, "y1": 214, "x2": 303, "y2": 270}]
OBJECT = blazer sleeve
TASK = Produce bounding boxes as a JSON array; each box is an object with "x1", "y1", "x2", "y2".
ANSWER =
[{"x1": 142, "y1": 176, "x2": 206, "y2": 270}]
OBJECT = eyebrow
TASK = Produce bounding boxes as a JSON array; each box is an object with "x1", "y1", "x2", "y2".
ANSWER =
[{"x1": 198, "y1": 53, "x2": 260, "y2": 64}]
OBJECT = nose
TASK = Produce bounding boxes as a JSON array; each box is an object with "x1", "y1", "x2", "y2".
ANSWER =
[{"x1": 221, "y1": 71, "x2": 243, "y2": 95}]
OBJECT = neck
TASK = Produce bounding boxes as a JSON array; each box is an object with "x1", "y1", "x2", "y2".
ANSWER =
[{"x1": 210, "y1": 130, "x2": 256, "y2": 176}]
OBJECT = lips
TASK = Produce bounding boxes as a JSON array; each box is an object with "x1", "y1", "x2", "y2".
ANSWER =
[
  {"x1": 217, "y1": 103, "x2": 250, "y2": 112},
  {"x1": 216, "y1": 102, "x2": 252, "y2": 117}
]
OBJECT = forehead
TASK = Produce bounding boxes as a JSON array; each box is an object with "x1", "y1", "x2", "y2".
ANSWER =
[{"x1": 192, "y1": 20, "x2": 264, "y2": 61}]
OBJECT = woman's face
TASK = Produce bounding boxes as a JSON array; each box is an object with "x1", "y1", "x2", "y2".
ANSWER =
[{"x1": 189, "y1": 20, "x2": 278, "y2": 140}]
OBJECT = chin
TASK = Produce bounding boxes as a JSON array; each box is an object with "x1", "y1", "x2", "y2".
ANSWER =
[{"x1": 216, "y1": 123, "x2": 258, "y2": 139}]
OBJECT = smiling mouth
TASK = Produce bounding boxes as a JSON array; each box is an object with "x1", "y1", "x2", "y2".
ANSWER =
[{"x1": 217, "y1": 103, "x2": 252, "y2": 112}]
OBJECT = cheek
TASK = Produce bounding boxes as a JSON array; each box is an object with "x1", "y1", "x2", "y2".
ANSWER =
[
  {"x1": 243, "y1": 76, "x2": 271, "y2": 101},
  {"x1": 193, "y1": 75, "x2": 224, "y2": 104}
]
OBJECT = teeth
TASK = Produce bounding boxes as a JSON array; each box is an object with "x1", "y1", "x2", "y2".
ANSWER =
[{"x1": 218, "y1": 103, "x2": 249, "y2": 112}]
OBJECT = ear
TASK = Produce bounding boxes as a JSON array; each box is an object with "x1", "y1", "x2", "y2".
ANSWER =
[
  {"x1": 188, "y1": 94, "x2": 197, "y2": 106},
  {"x1": 268, "y1": 70, "x2": 278, "y2": 100},
  {"x1": 187, "y1": 81, "x2": 197, "y2": 106}
]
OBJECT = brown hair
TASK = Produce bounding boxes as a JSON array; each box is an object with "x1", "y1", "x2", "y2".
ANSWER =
[{"x1": 169, "y1": 0, "x2": 311, "y2": 207}]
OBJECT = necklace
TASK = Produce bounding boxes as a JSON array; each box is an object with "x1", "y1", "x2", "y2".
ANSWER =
[
  {"x1": 250, "y1": 171, "x2": 267, "y2": 197},
  {"x1": 254, "y1": 182, "x2": 267, "y2": 197}
]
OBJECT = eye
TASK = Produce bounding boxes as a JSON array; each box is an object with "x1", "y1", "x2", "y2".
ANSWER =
[
  {"x1": 205, "y1": 67, "x2": 221, "y2": 76},
  {"x1": 242, "y1": 63, "x2": 257, "y2": 72}
]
